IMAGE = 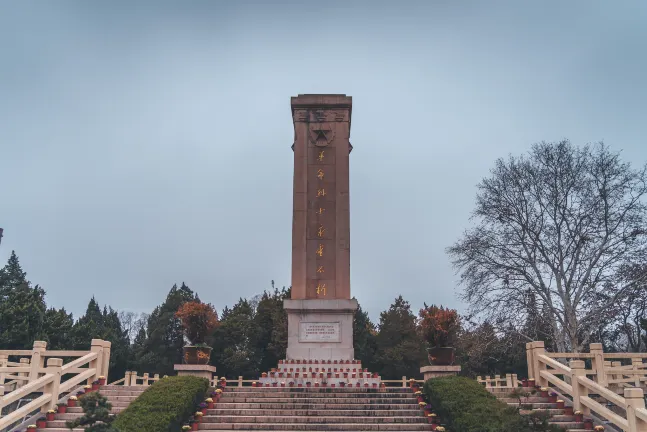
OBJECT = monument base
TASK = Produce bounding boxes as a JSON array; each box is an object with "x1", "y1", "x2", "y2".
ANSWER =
[
  {"x1": 174, "y1": 364, "x2": 217, "y2": 381},
  {"x1": 420, "y1": 365, "x2": 461, "y2": 381},
  {"x1": 284, "y1": 299, "x2": 358, "y2": 361}
]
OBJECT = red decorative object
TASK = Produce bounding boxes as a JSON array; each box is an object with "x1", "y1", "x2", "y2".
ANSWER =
[
  {"x1": 46, "y1": 412, "x2": 56, "y2": 421},
  {"x1": 583, "y1": 419, "x2": 593, "y2": 430},
  {"x1": 67, "y1": 399, "x2": 76, "y2": 408},
  {"x1": 564, "y1": 406, "x2": 573, "y2": 415},
  {"x1": 575, "y1": 413, "x2": 584, "y2": 422},
  {"x1": 331, "y1": 384, "x2": 335, "y2": 388},
  {"x1": 92, "y1": 383, "x2": 100, "y2": 391},
  {"x1": 372, "y1": 383, "x2": 377, "y2": 388},
  {"x1": 191, "y1": 422, "x2": 199, "y2": 431},
  {"x1": 272, "y1": 382, "x2": 277, "y2": 387},
  {"x1": 315, "y1": 383, "x2": 320, "y2": 387},
  {"x1": 208, "y1": 402, "x2": 214, "y2": 409},
  {"x1": 37, "y1": 419, "x2": 47, "y2": 428},
  {"x1": 364, "y1": 383, "x2": 369, "y2": 388},
  {"x1": 355, "y1": 382, "x2": 360, "y2": 387},
  {"x1": 98, "y1": 377, "x2": 106, "y2": 386},
  {"x1": 58, "y1": 405, "x2": 67, "y2": 413},
  {"x1": 298, "y1": 383, "x2": 303, "y2": 387}
]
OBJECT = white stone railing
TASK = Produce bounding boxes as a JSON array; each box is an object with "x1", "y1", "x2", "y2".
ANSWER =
[
  {"x1": 477, "y1": 374, "x2": 519, "y2": 389},
  {"x1": 525, "y1": 341, "x2": 647, "y2": 431},
  {"x1": 0, "y1": 339, "x2": 111, "y2": 431},
  {"x1": 109, "y1": 371, "x2": 161, "y2": 386}
]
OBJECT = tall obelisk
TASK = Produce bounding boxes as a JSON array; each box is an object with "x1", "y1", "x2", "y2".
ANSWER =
[{"x1": 284, "y1": 94, "x2": 357, "y2": 361}]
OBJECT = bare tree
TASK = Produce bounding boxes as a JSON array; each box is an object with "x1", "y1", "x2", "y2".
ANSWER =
[
  {"x1": 448, "y1": 141, "x2": 647, "y2": 352},
  {"x1": 118, "y1": 311, "x2": 150, "y2": 343}
]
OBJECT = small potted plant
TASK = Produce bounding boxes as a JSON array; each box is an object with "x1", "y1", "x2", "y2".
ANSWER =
[
  {"x1": 419, "y1": 304, "x2": 460, "y2": 366},
  {"x1": 199, "y1": 402, "x2": 208, "y2": 414},
  {"x1": 194, "y1": 411, "x2": 204, "y2": 422},
  {"x1": 206, "y1": 397, "x2": 214, "y2": 409},
  {"x1": 56, "y1": 402, "x2": 67, "y2": 413},
  {"x1": 435, "y1": 427, "x2": 445, "y2": 432},
  {"x1": 46, "y1": 409, "x2": 57, "y2": 421},
  {"x1": 583, "y1": 418, "x2": 594, "y2": 430},
  {"x1": 176, "y1": 301, "x2": 219, "y2": 365},
  {"x1": 539, "y1": 387, "x2": 549, "y2": 397},
  {"x1": 280, "y1": 382, "x2": 286, "y2": 387},
  {"x1": 594, "y1": 426, "x2": 604, "y2": 431},
  {"x1": 272, "y1": 381, "x2": 278, "y2": 387},
  {"x1": 252, "y1": 381, "x2": 257, "y2": 387},
  {"x1": 84, "y1": 384, "x2": 93, "y2": 393},
  {"x1": 220, "y1": 377, "x2": 227, "y2": 388},
  {"x1": 314, "y1": 382, "x2": 320, "y2": 387},
  {"x1": 306, "y1": 382, "x2": 311, "y2": 387},
  {"x1": 189, "y1": 419, "x2": 199, "y2": 431},
  {"x1": 428, "y1": 413, "x2": 438, "y2": 424},
  {"x1": 67, "y1": 395, "x2": 78, "y2": 407},
  {"x1": 98, "y1": 375, "x2": 106, "y2": 386},
  {"x1": 574, "y1": 410, "x2": 584, "y2": 422},
  {"x1": 36, "y1": 416, "x2": 47, "y2": 428},
  {"x1": 91, "y1": 380, "x2": 100, "y2": 391},
  {"x1": 182, "y1": 425, "x2": 192, "y2": 431},
  {"x1": 564, "y1": 405, "x2": 573, "y2": 415},
  {"x1": 339, "y1": 381, "x2": 346, "y2": 388},
  {"x1": 423, "y1": 404, "x2": 432, "y2": 416},
  {"x1": 548, "y1": 392, "x2": 557, "y2": 403},
  {"x1": 289, "y1": 381, "x2": 295, "y2": 387},
  {"x1": 26, "y1": 424, "x2": 37, "y2": 431},
  {"x1": 556, "y1": 399, "x2": 565, "y2": 409}
]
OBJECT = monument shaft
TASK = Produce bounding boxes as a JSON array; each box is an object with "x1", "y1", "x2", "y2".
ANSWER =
[
  {"x1": 285, "y1": 94, "x2": 357, "y2": 361},
  {"x1": 291, "y1": 94, "x2": 352, "y2": 300}
]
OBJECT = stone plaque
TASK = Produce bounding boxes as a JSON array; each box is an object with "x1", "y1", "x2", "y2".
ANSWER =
[{"x1": 299, "y1": 322, "x2": 341, "y2": 343}]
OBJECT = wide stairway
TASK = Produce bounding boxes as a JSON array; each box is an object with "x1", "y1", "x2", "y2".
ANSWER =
[
  {"x1": 200, "y1": 387, "x2": 430, "y2": 431},
  {"x1": 489, "y1": 387, "x2": 587, "y2": 432},
  {"x1": 44, "y1": 385, "x2": 146, "y2": 431}
]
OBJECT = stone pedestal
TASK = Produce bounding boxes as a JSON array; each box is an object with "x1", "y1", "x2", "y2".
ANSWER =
[
  {"x1": 284, "y1": 298, "x2": 357, "y2": 361},
  {"x1": 420, "y1": 365, "x2": 461, "y2": 381},
  {"x1": 174, "y1": 364, "x2": 217, "y2": 381}
]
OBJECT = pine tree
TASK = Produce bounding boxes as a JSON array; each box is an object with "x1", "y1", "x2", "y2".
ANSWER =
[
  {"x1": 374, "y1": 296, "x2": 426, "y2": 379},
  {"x1": 43, "y1": 308, "x2": 74, "y2": 350},
  {"x1": 212, "y1": 298, "x2": 259, "y2": 377},
  {"x1": 353, "y1": 301, "x2": 378, "y2": 371},
  {"x1": 0, "y1": 252, "x2": 47, "y2": 349},
  {"x1": 65, "y1": 392, "x2": 118, "y2": 432},
  {"x1": 253, "y1": 283, "x2": 290, "y2": 373},
  {"x1": 139, "y1": 283, "x2": 198, "y2": 375}
]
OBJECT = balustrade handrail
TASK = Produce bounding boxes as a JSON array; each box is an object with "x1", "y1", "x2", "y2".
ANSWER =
[
  {"x1": 0, "y1": 339, "x2": 111, "y2": 432},
  {"x1": 526, "y1": 341, "x2": 647, "y2": 432}
]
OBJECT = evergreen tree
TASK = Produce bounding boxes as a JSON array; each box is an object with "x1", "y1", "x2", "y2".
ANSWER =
[
  {"x1": 66, "y1": 392, "x2": 118, "y2": 432},
  {"x1": 252, "y1": 283, "x2": 290, "y2": 373},
  {"x1": 0, "y1": 252, "x2": 47, "y2": 349},
  {"x1": 212, "y1": 298, "x2": 259, "y2": 377},
  {"x1": 139, "y1": 283, "x2": 198, "y2": 375},
  {"x1": 43, "y1": 307, "x2": 74, "y2": 350},
  {"x1": 353, "y1": 301, "x2": 378, "y2": 371},
  {"x1": 374, "y1": 296, "x2": 426, "y2": 379}
]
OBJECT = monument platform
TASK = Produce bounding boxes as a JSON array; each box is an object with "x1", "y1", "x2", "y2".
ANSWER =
[
  {"x1": 284, "y1": 298, "x2": 358, "y2": 361},
  {"x1": 257, "y1": 359, "x2": 381, "y2": 387}
]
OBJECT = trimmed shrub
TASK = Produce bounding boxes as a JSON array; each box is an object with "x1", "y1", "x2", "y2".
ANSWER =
[
  {"x1": 424, "y1": 376, "x2": 529, "y2": 432},
  {"x1": 113, "y1": 376, "x2": 209, "y2": 432}
]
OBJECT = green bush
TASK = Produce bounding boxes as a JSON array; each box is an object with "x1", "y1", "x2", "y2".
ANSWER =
[
  {"x1": 423, "y1": 376, "x2": 529, "y2": 432},
  {"x1": 113, "y1": 376, "x2": 209, "y2": 432}
]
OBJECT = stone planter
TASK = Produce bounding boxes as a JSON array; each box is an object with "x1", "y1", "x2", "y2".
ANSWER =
[
  {"x1": 182, "y1": 346, "x2": 212, "y2": 365},
  {"x1": 427, "y1": 347, "x2": 456, "y2": 366}
]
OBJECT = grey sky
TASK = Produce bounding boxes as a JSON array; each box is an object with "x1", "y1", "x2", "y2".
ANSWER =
[{"x1": 1, "y1": 1, "x2": 646, "y2": 322}]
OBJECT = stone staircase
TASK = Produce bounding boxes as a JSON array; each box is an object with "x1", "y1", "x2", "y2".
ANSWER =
[
  {"x1": 489, "y1": 387, "x2": 589, "y2": 432},
  {"x1": 200, "y1": 387, "x2": 430, "y2": 431},
  {"x1": 43, "y1": 386, "x2": 145, "y2": 431}
]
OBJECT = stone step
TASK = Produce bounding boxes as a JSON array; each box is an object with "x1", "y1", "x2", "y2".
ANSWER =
[
  {"x1": 95, "y1": 390, "x2": 147, "y2": 396},
  {"x1": 223, "y1": 388, "x2": 413, "y2": 393},
  {"x1": 499, "y1": 397, "x2": 551, "y2": 403},
  {"x1": 197, "y1": 423, "x2": 431, "y2": 431},
  {"x1": 206, "y1": 409, "x2": 423, "y2": 416},
  {"x1": 202, "y1": 416, "x2": 428, "y2": 424},
  {"x1": 221, "y1": 392, "x2": 415, "y2": 398},
  {"x1": 221, "y1": 397, "x2": 418, "y2": 404},
  {"x1": 213, "y1": 403, "x2": 419, "y2": 410}
]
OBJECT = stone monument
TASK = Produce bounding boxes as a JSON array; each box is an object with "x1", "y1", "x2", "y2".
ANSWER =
[{"x1": 284, "y1": 94, "x2": 358, "y2": 361}]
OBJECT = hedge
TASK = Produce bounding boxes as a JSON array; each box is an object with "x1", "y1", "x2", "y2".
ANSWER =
[
  {"x1": 423, "y1": 375, "x2": 529, "y2": 432},
  {"x1": 113, "y1": 375, "x2": 209, "y2": 432}
]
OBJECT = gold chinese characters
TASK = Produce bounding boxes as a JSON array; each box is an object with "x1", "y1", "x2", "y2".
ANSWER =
[
  {"x1": 318, "y1": 150, "x2": 325, "y2": 162},
  {"x1": 316, "y1": 244, "x2": 324, "y2": 257},
  {"x1": 317, "y1": 225, "x2": 326, "y2": 238},
  {"x1": 317, "y1": 169, "x2": 325, "y2": 180},
  {"x1": 317, "y1": 188, "x2": 326, "y2": 197},
  {"x1": 316, "y1": 283, "x2": 327, "y2": 296}
]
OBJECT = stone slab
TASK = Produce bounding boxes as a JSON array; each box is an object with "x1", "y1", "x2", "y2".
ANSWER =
[
  {"x1": 174, "y1": 364, "x2": 216, "y2": 381},
  {"x1": 420, "y1": 365, "x2": 461, "y2": 380}
]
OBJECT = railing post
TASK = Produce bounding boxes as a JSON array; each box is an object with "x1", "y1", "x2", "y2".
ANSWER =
[
  {"x1": 625, "y1": 388, "x2": 647, "y2": 432},
  {"x1": 512, "y1": 374, "x2": 518, "y2": 388},
  {"x1": 89, "y1": 339, "x2": 104, "y2": 384},
  {"x1": 526, "y1": 342, "x2": 535, "y2": 380},
  {"x1": 633, "y1": 359, "x2": 642, "y2": 388},
  {"x1": 43, "y1": 358, "x2": 63, "y2": 412},
  {"x1": 402, "y1": 376, "x2": 406, "y2": 388},
  {"x1": 131, "y1": 371, "x2": 138, "y2": 386},
  {"x1": 494, "y1": 374, "x2": 501, "y2": 388},
  {"x1": 590, "y1": 343, "x2": 606, "y2": 387},
  {"x1": 570, "y1": 360, "x2": 589, "y2": 416},
  {"x1": 143, "y1": 373, "x2": 149, "y2": 386},
  {"x1": 532, "y1": 341, "x2": 547, "y2": 387},
  {"x1": 154, "y1": 373, "x2": 160, "y2": 383},
  {"x1": 124, "y1": 371, "x2": 131, "y2": 386},
  {"x1": 18, "y1": 358, "x2": 30, "y2": 388},
  {"x1": 29, "y1": 340, "x2": 47, "y2": 383},
  {"x1": 238, "y1": 376, "x2": 243, "y2": 387},
  {"x1": 102, "y1": 340, "x2": 111, "y2": 383},
  {"x1": 0, "y1": 385, "x2": 4, "y2": 396},
  {"x1": 506, "y1": 374, "x2": 512, "y2": 388},
  {"x1": 0, "y1": 354, "x2": 7, "y2": 386}
]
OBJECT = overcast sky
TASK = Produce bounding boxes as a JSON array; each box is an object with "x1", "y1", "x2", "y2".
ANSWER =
[{"x1": 1, "y1": 1, "x2": 646, "y2": 322}]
